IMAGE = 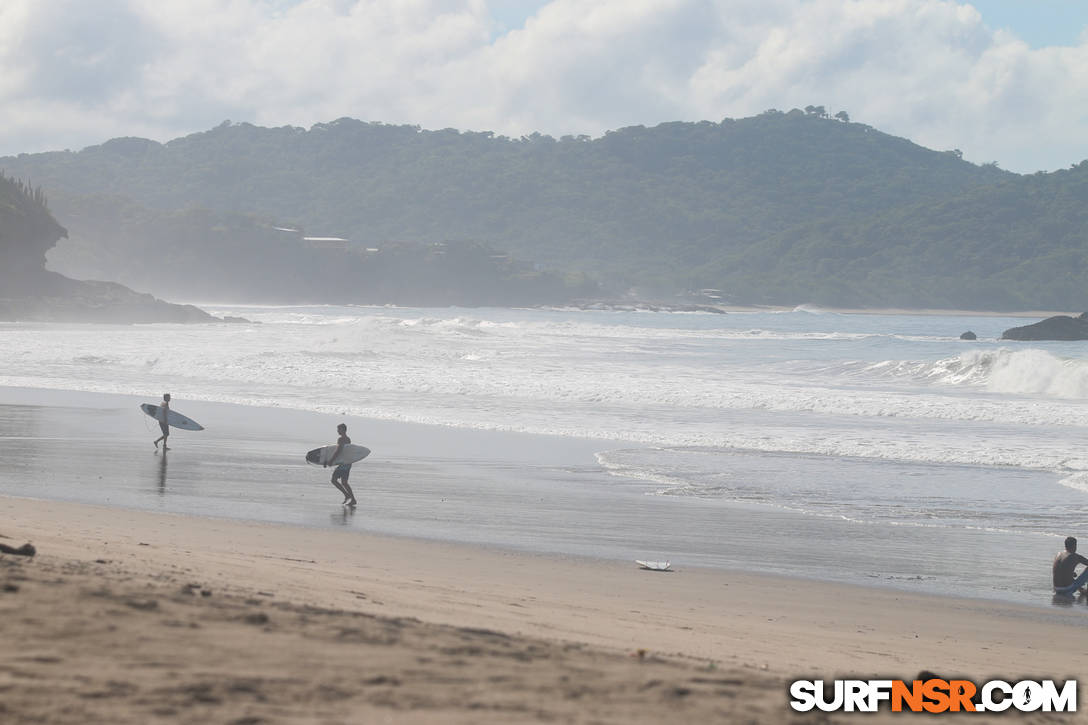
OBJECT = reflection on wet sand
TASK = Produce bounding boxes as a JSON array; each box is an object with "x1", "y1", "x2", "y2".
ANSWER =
[
  {"x1": 157, "y1": 450, "x2": 168, "y2": 494},
  {"x1": 0, "y1": 405, "x2": 46, "y2": 479},
  {"x1": 1050, "y1": 592, "x2": 1086, "y2": 607},
  {"x1": 330, "y1": 506, "x2": 356, "y2": 526},
  {"x1": 0, "y1": 404, "x2": 43, "y2": 439}
]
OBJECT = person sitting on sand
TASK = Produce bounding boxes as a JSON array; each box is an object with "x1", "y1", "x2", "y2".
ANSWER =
[
  {"x1": 1053, "y1": 536, "x2": 1088, "y2": 595},
  {"x1": 153, "y1": 393, "x2": 171, "y2": 451},
  {"x1": 326, "y1": 423, "x2": 357, "y2": 507}
]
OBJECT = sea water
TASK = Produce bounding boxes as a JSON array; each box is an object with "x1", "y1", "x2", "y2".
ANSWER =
[{"x1": 1, "y1": 304, "x2": 1086, "y2": 604}]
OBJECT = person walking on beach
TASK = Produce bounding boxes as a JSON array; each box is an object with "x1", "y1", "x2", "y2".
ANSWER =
[
  {"x1": 327, "y1": 423, "x2": 357, "y2": 507},
  {"x1": 1053, "y1": 536, "x2": 1088, "y2": 595},
  {"x1": 153, "y1": 393, "x2": 172, "y2": 451}
]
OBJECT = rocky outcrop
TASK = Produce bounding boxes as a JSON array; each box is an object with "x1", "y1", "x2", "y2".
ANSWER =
[
  {"x1": 959, "y1": 331, "x2": 977, "y2": 340},
  {"x1": 0, "y1": 173, "x2": 220, "y2": 323},
  {"x1": 0, "y1": 178, "x2": 67, "y2": 291},
  {"x1": 0, "y1": 274, "x2": 214, "y2": 323},
  {"x1": 1001, "y1": 313, "x2": 1088, "y2": 341}
]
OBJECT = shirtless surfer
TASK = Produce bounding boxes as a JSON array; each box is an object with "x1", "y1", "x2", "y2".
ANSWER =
[
  {"x1": 153, "y1": 393, "x2": 171, "y2": 451},
  {"x1": 1053, "y1": 536, "x2": 1088, "y2": 595},
  {"x1": 326, "y1": 423, "x2": 357, "y2": 507}
]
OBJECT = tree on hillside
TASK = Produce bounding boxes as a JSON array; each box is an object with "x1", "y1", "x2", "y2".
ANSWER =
[{"x1": 0, "y1": 172, "x2": 66, "y2": 274}]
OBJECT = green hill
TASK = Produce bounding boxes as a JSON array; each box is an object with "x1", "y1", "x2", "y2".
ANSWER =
[{"x1": 4, "y1": 109, "x2": 1084, "y2": 310}]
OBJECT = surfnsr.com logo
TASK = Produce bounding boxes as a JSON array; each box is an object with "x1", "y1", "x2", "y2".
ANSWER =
[{"x1": 789, "y1": 679, "x2": 1077, "y2": 713}]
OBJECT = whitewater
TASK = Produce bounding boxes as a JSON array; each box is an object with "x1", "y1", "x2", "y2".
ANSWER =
[{"x1": 3, "y1": 304, "x2": 1087, "y2": 602}]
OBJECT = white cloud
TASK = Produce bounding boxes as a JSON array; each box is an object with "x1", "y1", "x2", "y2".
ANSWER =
[{"x1": 0, "y1": 0, "x2": 1086, "y2": 171}]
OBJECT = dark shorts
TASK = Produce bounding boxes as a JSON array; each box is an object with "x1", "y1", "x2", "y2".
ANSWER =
[
  {"x1": 1055, "y1": 568, "x2": 1088, "y2": 595},
  {"x1": 159, "y1": 421, "x2": 170, "y2": 435},
  {"x1": 332, "y1": 464, "x2": 352, "y2": 481}
]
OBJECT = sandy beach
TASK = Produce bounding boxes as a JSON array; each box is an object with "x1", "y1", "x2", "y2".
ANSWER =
[
  {"x1": 1, "y1": 386, "x2": 1087, "y2": 722},
  {"x1": 2, "y1": 495, "x2": 1087, "y2": 724}
]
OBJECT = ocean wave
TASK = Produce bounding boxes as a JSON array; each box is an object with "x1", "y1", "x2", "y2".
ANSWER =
[
  {"x1": 877, "y1": 348, "x2": 1088, "y2": 398},
  {"x1": 1058, "y1": 471, "x2": 1088, "y2": 495},
  {"x1": 6, "y1": 307, "x2": 1088, "y2": 474}
]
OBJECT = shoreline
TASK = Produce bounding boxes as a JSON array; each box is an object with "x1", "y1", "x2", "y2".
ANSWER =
[
  {"x1": 191, "y1": 300, "x2": 1075, "y2": 319},
  {"x1": 715, "y1": 305, "x2": 1072, "y2": 318},
  {"x1": 3, "y1": 494, "x2": 1086, "y2": 723},
  {"x1": 0, "y1": 384, "x2": 1075, "y2": 608}
]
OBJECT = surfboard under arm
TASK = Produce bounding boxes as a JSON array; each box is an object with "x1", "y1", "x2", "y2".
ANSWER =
[
  {"x1": 305, "y1": 444, "x2": 371, "y2": 466},
  {"x1": 140, "y1": 403, "x2": 204, "y2": 431}
]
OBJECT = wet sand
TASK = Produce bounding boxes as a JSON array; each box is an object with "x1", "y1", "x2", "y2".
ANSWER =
[
  {"x1": 0, "y1": 385, "x2": 1070, "y2": 606},
  {"x1": 2, "y1": 496, "x2": 1087, "y2": 724},
  {"x1": 1, "y1": 386, "x2": 1087, "y2": 722}
]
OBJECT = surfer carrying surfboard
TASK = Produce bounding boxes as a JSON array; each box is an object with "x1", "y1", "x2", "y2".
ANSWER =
[
  {"x1": 327, "y1": 423, "x2": 357, "y2": 507},
  {"x1": 153, "y1": 393, "x2": 172, "y2": 451}
]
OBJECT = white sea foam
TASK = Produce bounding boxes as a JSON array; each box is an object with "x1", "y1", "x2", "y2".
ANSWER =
[
  {"x1": 3, "y1": 306, "x2": 1088, "y2": 485},
  {"x1": 792, "y1": 304, "x2": 833, "y2": 314},
  {"x1": 1058, "y1": 471, "x2": 1088, "y2": 495}
]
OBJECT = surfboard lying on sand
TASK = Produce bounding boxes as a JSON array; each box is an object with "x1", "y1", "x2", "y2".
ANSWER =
[
  {"x1": 140, "y1": 403, "x2": 204, "y2": 431},
  {"x1": 636, "y1": 560, "x2": 672, "y2": 571},
  {"x1": 305, "y1": 444, "x2": 371, "y2": 466}
]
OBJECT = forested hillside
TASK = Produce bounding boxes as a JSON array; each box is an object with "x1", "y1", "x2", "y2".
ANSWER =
[
  {"x1": 4, "y1": 109, "x2": 1085, "y2": 310},
  {"x1": 45, "y1": 193, "x2": 595, "y2": 306}
]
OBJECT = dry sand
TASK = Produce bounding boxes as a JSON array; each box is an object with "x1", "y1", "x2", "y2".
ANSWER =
[{"x1": 1, "y1": 496, "x2": 1085, "y2": 723}]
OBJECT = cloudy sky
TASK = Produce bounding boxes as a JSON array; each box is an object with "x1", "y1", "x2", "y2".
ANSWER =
[{"x1": 1, "y1": 0, "x2": 1086, "y2": 173}]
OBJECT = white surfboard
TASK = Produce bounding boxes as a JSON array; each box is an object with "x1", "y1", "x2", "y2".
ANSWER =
[
  {"x1": 305, "y1": 443, "x2": 371, "y2": 466},
  {"x1": 140, "y1": 403, "x2": 204, "y2": 431},
  {"x1": 636, "y1": 560, "x2": 672, "y2": 571}
]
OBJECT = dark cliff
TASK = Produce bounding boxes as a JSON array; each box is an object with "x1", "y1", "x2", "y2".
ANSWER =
[
  {"x1": 0, "y1": 176, "x2": 68, "y2": 294},
  {"x1": 0, "y1": 173, "x2": 214, "y2": 323}
]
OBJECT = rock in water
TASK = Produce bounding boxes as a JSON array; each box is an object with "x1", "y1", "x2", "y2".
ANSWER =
[{"x1": 1001, "y1": 313, "x2": 1088, "y2": 341}]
